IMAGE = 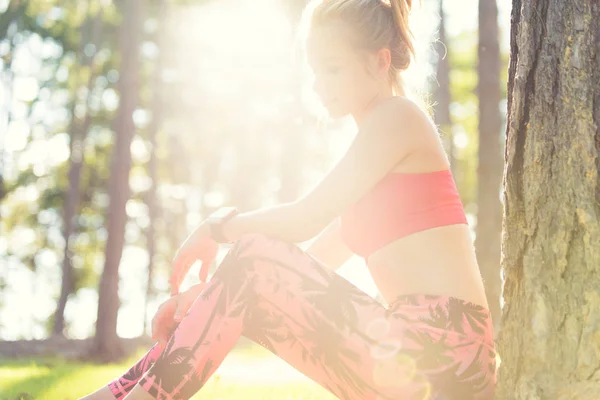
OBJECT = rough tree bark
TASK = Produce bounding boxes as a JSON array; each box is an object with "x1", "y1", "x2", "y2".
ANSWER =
[
  {"x1": 474, "y1": 0, "x2": 503, "y2": 336},
  {"x1": 497, "y1": 1, "x2": 600, "y2": 399},
  {"x1": 92, "y1": 0, "x2": 142, "y2": 362}
]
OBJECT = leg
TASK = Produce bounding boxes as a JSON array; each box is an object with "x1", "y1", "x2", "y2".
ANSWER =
[
  {"x1": 104, "y1": 252, "x2": 252, "y2": 399},
  {"x1": 223, "y1": 234, "x2": 496, "y2": 399},
  {"x1": 121, "y1": 235, "x2": 263, "y2": 399},
  {"x1": 232, "y1": 236, "x2": 405, "y2": 400},
  {"x1": 121, "y1": 232, "x2": 389, "y2": 400},
  {"x1": 110, "y1": 233, "x2": 496, "y2": 399},
  {"x1": 106, "y1": 344, "x2": 163, "y2": 399}
]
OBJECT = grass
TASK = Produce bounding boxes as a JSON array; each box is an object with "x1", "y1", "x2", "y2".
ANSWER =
[{"x1": 0, "y1": 345, "x2": 338, "y2": 400}]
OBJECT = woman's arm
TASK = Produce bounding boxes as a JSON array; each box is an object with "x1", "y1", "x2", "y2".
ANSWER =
[
  {"x1": 221, "y1": 201, "x2": 319, "y2": 244},
  {"x1": 305, "y1": 218, "x2": 354, "y2": 271},
  {"x1": 221, "y1": 97, "x2": 423, "y2": 244}
]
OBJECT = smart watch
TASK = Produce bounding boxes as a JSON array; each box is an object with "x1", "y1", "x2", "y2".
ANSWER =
[{"x1": 207, "y1": 206, "x2": 239, "y2": 243}]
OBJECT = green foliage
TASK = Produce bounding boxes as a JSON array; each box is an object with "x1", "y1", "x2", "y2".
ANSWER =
[
  {"x1": 1, "y1": 0, "x2": 510, "y2": 342},
  {"x1": 446, "y1": 29, "x2": 509, "y2": 209},
  {"x1": 0, "y1": 351, "x2": 338, "y2": 400},
  {"x1": 447, "y1": 30, "x2": 479, "y2": 208}
]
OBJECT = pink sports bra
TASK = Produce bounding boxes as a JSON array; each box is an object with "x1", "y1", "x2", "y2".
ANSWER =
[{"x1": 339, "y1": 169, "x2": 468, "y2": 263}]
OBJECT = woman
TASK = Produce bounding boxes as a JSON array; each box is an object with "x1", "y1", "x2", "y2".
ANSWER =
[{"x1": 82, "y1": 0, "x2": 496, "y2": 398}]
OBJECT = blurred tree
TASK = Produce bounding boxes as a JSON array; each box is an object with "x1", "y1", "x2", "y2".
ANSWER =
[
  {"x1": 0, "y1": 0, "x2": 512, "y2": 346},
  {"x1": 474, "y1": 0, "x2": 502, "y2": 335},
  {"x1": 0, "y1": 0, "x2": 29, "y2": 40},
  {"x1": 93, "y1": 0, "x2": 142, "y2": 361},
  {"x1": 442, "y1": 21, "x2": 508, "y2": 228},
  {"x1": 497, "y1": 1, "x2": 600, "y2": 398},
  {"x1": 446, "y1": 31, "x2": 478, "y2": 208},
  {"x1": 1, "y1": 0, "x2": 118, "y2": 339},
  {"x1": 432, "y1": 0, "x2": 454, "y2": 173},
  {"x1": 142, "y1": 0, "x2": 167, "y2": 335},
  {"x1": 0, "y1": 0, "x2": 29, "y2": 221},
  {"x1": 53, "y1": 2, "x2": 104, "y2": 337}
]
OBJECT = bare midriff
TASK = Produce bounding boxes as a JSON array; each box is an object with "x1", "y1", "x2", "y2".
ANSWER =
[
  {"x1": 358, "y1": 139, "x2": 490, "y2": 310},
  {"x1": 366, "y1": 223, "x2": 490, "y2": 309}
]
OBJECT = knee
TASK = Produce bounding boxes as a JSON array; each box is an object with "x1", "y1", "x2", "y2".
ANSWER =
[
  {"x1": 219, "y1": 232, "x2": 273, "y2": 267},
  {"x1": 223, "y1": 232, "x2": 301, "y2": 267},
  {"x1": 215, "y1": 233, "x2": 276, "y2": 278}
]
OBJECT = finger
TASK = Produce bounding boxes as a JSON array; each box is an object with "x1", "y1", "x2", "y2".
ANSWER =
[
  {"x1": 170, "y1": 254, "x2": 192, "y2": 287},
  {"x1": 158, "y1": 324, "x2": 168, "y2": 347},
  {"x1": 151, "y1": 303, "x2": 164, "y2": 338},
  {"x1": 153, "y1": 302, "x2": 172, "y2": 340},
  {"x1": 199, "y1": 238, "x2": 217, "y2": 258},
  {"x1": 151, "y1": 311, "x2": 160, "y2": 340},
  {"x1": 173, "y1": 299, "x2": 183, "y2": 322},
  {"x1": 159, "y1": 320, "x2": 177, "y2": 349},
  {"x1": 169, "y1": 262, "x2": 185, "y2": 295},
  {"x1": 174, "y1": 298, "x2": 191, "y2": 322},
  {"x1": 170, "y1": 278, "x2": 180, "y2": 296},
  {"x1": 170, "y1": 260, "x2": 182, "y2": 284},
  {"x1": 199, "y1": 262, "x2": 209, "y2": 283},
  {"x1": 199, "y1": 249, "x2": 216, "y2": 267},
  {"x1": 198, "y1": 252, "x2": 216, "y2": 283},
  {"x1": 181, "y1": 254, "x2": 194, "y2": 270},
  {"x1": 170, "y1": 253, "x2": 187, "y2": 277},
  {"x1": 158, "y1": 316, "x2": 173, "y2": 346},
  {"x1": 172, "y1": 260, "x2": 196, "y2": 294},
  {"x1": 154, "y1": 303, "x2": 169, "y2": 337}
]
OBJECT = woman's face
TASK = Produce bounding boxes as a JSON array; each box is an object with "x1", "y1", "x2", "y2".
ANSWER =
[{"x1": 306, "y1": 21, "x2": 384, "y2": 119}]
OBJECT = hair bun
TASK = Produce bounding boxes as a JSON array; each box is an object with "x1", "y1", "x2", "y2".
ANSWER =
[{"x1": 391, "y1": 40, "x2": 411, "y2": 70}]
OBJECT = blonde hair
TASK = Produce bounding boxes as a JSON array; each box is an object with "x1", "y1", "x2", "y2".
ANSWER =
[{"x1": 299, "y1": 0, "x2": 416, "y2": 96}]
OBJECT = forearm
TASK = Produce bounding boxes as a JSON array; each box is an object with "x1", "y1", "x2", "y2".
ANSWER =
[{"x1": 221, "y1": 202, "x2": 322, "y2": 244}]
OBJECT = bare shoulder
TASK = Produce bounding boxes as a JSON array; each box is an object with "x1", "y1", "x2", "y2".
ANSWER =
[{"x1": 361, "y1": 96, "x2": 435, "y2": 144}]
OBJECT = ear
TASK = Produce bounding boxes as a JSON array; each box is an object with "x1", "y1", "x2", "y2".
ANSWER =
[{"x1": 376, "y1": 47, "x2": 392, "y2": 75}]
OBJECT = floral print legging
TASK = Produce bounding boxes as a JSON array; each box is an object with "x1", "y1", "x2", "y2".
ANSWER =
[{"x1": 107, "y1": 233, "x2": 497, "y2": 400}]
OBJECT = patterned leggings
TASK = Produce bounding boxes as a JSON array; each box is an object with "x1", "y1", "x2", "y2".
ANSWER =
[{"x1": 107, "y1": 233, "x2": 497, "y2": 400}]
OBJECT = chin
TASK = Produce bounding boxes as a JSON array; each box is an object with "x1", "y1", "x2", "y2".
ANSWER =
[{"x1": 324, "y1": 103, "x2": 351, "y2": 119}]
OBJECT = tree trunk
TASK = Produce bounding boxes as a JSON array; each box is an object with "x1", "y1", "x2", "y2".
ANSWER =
[
  {"x1": 93, "y1": 0, "x2": 142, "y2": 362},
  {"x1": 474, "y1": 0, "x2": 503, "y2": 336},
  {"x1": 54, "y1": 6, "x2": 103, "y2": 337},
  {"x1": 432, "y1": 0, "x2": 454, "y2": 174},
  {"x1": 143, "y1": 0, "x2": 166, "y2": 335},
  {"x1": 497, "y1": 1, "x2": 600, "y2": 398},
  {"x1": 0, "y1": 3, "x2": 19, "y2": 217},
  {"x1": 0, "y1": 0, "x2": 28, "y2": 40}
]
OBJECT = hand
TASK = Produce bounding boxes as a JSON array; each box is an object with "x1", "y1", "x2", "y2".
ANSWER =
[
  {"x1": 151, "y1": 283, "x2": 206, "y2": 348},
  {"x1": 170, "y1": 222, "x2": 219, "y2": 296}
]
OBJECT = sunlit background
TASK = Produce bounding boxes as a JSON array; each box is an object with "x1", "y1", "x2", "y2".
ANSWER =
[{"x1": 0, "y1": 0, "x2": 510, "y2": 343}]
